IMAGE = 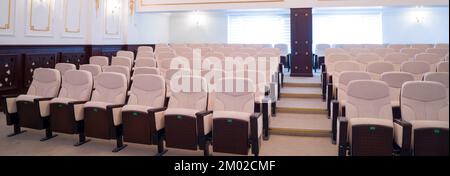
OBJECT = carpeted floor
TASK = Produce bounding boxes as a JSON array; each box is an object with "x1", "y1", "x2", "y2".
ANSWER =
[{"x1": 0, "y1": 113, "x2": 337, "y2": 156}]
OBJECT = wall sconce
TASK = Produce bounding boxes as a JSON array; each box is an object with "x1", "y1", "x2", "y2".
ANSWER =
[
  {"x1": 190, "y1": 10, "x2": 204, "y2": 26},
  {"x1": 412, "y1": 6, "x2": 426, "y2": 24}
]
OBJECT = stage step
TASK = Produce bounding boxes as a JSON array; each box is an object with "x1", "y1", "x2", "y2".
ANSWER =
[{"x1": 276, "y1": 98, "x2": 327, "y2": 115}]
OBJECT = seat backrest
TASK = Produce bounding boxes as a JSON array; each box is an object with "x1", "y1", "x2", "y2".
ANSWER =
[
  {"x1": 155, "y1": 52, "x2": 176, "y2": 61},
  {"x1": 326, "y1": 53, "x2": 353, "y2": 73},
  {"x1": 167, "y1": 76, "x2": 208, "y2": 112},
  {"x1": 315, "y1": 44, "x2": 331, "y2": 56},
  {"x1": 384, "y1": 52, "x2": 411, "y2": 71},
  {"x1": 102, "y1": 66, "x2": 131, "y2": 83},
  {"x1": 346, "y1": 80, "x2": 392, "y2": 120},
  {"x1": 411, "y1": 44, "x2": 434, "y2": 50},
  {"x1": 333, "y1": 61, "x2": 362, "y2": 81},
  {"x1": 337, "y1": 71, "x2": 371, "y2": 102},
  {"x1": 80, "y1": 64, "x2": 102, "y2": 78},
  {"x1": 27, "y1": 68, "x2": 61, "y2": 98},
  {"x1": 426, "y1": 48, "x2": 449, "y2": 57},
  {"x1": 366, "y1": 62, "x2": 395, "y2": 80},
  {"x1": 400, "y1": 61, "x2": 431, "y2": 80},
  {"x1": 364, "y1": 44, "x2": 385, "y2": 49},
  {"x1": 437, "y1": 61, "x2": 449, "y2": 72},
  {"x1": 213, "y1": 78, "x2": 255, "y2": 113},
  {"x1": 137, "y1": 46, "x2": 154, "y2": 53},
  {"x1": 415, "y1": 53, "x2": 442, "y2": 71},
  {"x1": 134, "y1": 59, "x2": 156, "y2": 68},
  {"x1": 373, "y1": 48, "x2": 396, "y2": 57},
  {"x1": 137, "y1": 52, "x2": 154, "y2": 58},
  {"x1": 350, "y1": 48, "x2": 371, "y2": 56},
  {"x1": 434, "y1": 43, "x2": 449, "y2": 49},
  {"x1": 111, "y1": 56, "x2": 132, "y2": 70},
  {"x1": 381, "y1": 72, "x2": 415, "y2": 104},
  {"x1": 274, "y1": 44, "x2": 289, "y2": 56},
  {"x1": 401, "y1": 81, "x2": 449, "y2": 122},
  {"x1": 128, "y1": 75, "x2": 165, "y2": 108},
  {"x1": 400, "y1": 48, "x2": 423, "y2": 58},
  {"x1": 91, "y1": 72, "x2": 127, "y2": 104},
  {"x1": 117, "y1": 50, "x2": 135, "y2": 60},
  {"x1": 58, "y1": 70, "x2": 93, "y2": 101},
  {"x1": 55, "y1": 63, "x2": 76, "y2": 76},
  {"x1": 235, "y1": 70, "x2": 267, "y2": 96},
  {"x1": 324, "y1": 48, "x2": 347, "y2": 57},
  {"x1": 155, "y1": 48, "x2": 174, "y2": 55},
  {"x1": 355, "y1": 53, "x2": 381, "y2": 67},
  {"x1": 387, "y1": 44, "x2": 410, "y2": 51},
  {"x1": 259, "y1": 48, "x2": 280, "y2": 56},
  {"x1": 90, "y1": 56, "x2": 109, "y2": 67},
  {"x1": 133, "y1": 67, "x2": 160, "y2": 77},
  {"x1": 424, "y1": 72, "x2": 449, "y2": 97},
  {"x1": 170, "y1": 43, "x2": 188, "y2": 48}
]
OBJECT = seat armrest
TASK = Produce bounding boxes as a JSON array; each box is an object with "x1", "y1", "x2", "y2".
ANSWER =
[
  {"x1": 147, "y1": 107, "x2": 167, "y2": 114},
  {"x1": 68, "y1": 101, "x2": 88, "y2": 105},
  {"x1": 33, "y1": 97, "x2": 54, "y2": 102},
  {"x1": 1, "y1": 94, "x2": 19, "y2": 98},
  {"x1": 106, "y1": 104, "x2": 125, "y2": 110},
  {"x1": 338, "y1": 116, "x2": 348, "y2": 156},
  {"x1": 394, "y1": 119, "x2": 412, "y2": 155},
  {"x1": 250, "y1": 113, "x2": 262, "y2": 148},
  {"x1": 250, "y1": 113, "x2": 262, "y2": 120},
  {"x1": 195, "y1": 110, "x2": 213, "y2": 118}
]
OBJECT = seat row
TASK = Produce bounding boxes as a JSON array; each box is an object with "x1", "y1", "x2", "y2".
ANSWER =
[
  {"x1": 333, "y1": 77, "x2": 448, "y2": 156},
  {"x1": 1, "y1": 68, "x2": 266, "y2": 156}
]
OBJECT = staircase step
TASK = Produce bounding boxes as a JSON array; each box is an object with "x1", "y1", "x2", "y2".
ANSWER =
[
  {"x1": 277, "y1": 98, "x2": 327, "y2": 114},
  {"x1": 280, "y1": 87, "x2": 322, "y2": 99},
  {"x1": 284, "y1": 82, "x2": 321, "y2": 88},
  {"x1": 270, "y1": 113, "x2": 331, "y2": 137}
]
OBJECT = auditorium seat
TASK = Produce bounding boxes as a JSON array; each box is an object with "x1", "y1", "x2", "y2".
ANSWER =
[
  {"x1": 401, "y1": 61, "x2": 431, "y2": 80},
  {"x1": 366, "y1": 62, "x2": 395, "y2": 80},
  {"x1": 47, "y1": 70, "x2": 93, "y2": 142},
  {"x1": 79, "y1": 64, "x2": 102, "y2": 83},
  {"x1": 81, "y1": 72, "x2": 128, "y2": 152},
  {"x1": 380, "y1": 72, "x2": 415, "y2": 118},
  {"x1": 134, "y1": 58, "x2": 157, "y2": 68},
  {"x1": 338, "y1": 80, "x2": 393, "y2": 156},
  {"x1": 437, "y1": 61, "x2": 449, "y2": 72},
  {"x1": 424, "y1": 72, "x2": 449, "y2": 100},
  {"x1": 156, "y1": 52, "x2": 177, "y2": 61},
  {"x1": 103, "y1": 66, "x2": 131, "y2": 85},
  {"x1": 394, "y1": 81, "x2": 449, "y2": 156},
  {"x1": 350, "y1": 48, "x2": 371, "y2": 56},
  {"x1": 400, "y1": 48, "x2": 423, "y2": 58},
  {"x1": 330, "y1": 71, "x2": 371, "y2": 144},
  {"x1": 117, "y1": 50, "x2": 135, "y2": 60},
  {"x1": 90, "y1": 56, "x2": 109, "y2": 67},
  {"x1": 119, "y1": 75, "x2": 166, "y2": 155},
  {"x1": 1, "y1": 68, "x2": 61, "y2": 137},
  {"x1": 384, "y1": 53, "x2": 412, "y2": 71},
  {"x1": 364, "y1": 44, "x2": 385, "y2": 49},
  {"x1": 414, "y1": 53, "x2": 442, "y2": 71},
  {"x1": 212, "y1": 78, "x2": 262, "y2": 156},
  {"x1": 426, "y1": 48, "x2": 449, "y2": 57},
  {"x1": 236, "y1": 70, "x2": 272, "y2": 140},
  {"x1": 164, "y1": 69, "x2": 192, "y2": 105},
  {"x1": 136, "y1": 52, "x2": 155, "y2": 59},
  {"x1": 111, "y1": 56, "x2": 133, "y2": 71},
  {"x1": 164, "y1": 76, "x2": 212, "y2": 155},
  {"x1": 55, "y1": 63, "x2": 76, "y2": 76}
]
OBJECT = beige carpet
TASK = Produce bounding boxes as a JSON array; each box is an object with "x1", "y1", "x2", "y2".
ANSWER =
[{"x1": 0, "y1": 113, "x2": 337, "y2": 156}]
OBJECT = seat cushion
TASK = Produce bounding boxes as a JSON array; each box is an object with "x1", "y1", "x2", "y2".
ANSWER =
[
  {"x1": 50, "y1": 97, "x2": 77, "y2": 104},
  {"x1": 84, "y1": 101, "x2": 114, "y2": 109},
  {"x1": 122, "y1": 105, "x2": 154, "y2": 113},
  {"x1": 213, "y1": 111, "x2": 251, "y2": 122},
  {"x1": 17, "y1": 95, "x2": 42, "y2": 102},
  {"x1": 165, "y1": 108, "x2": 198, "y2": 117},
  {"x1": 395, "y1": 120, "x2": 448, "y2": 148}
]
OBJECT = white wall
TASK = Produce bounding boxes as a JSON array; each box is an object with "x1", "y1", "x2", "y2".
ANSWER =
[
  {"x1": 169, "y1": 12, "x2": 228, "y2": 44},
  {"x1": 0, "y1": 0, "x2": 170, "y2": 45},
  {"x1": 382, "y1": 6, "x2": 449, "y2": 44}
]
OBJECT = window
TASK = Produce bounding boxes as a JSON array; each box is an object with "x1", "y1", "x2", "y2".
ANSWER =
[
  {"x1": 227, "y1": 13, "x2": 291, "y2": 48},
  {"x1": 313, "y1": 9, "x2": 383, "y2": 46}
]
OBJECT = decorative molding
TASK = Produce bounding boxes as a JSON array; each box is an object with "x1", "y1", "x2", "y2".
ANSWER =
[
  {"x1": 26, "y1": 0, "x2": 54, "y2": 36},
  {"x1": 0, "y1": 0, "x2": 14, "y2": 35},
  {"x1": 130, "y1": 0, "x2": 135, "y2": 16},
  {"x1": 96, "y1": 0, "x2": 100, "y2": 16},
  {"x1": 64, "y1": 0, "x2": 82, "y2": 34},
  {"x1": 0, "y1": 0, "x2": 12, "y2": 30},
  {"x1": 139, "y1": 0, "x2": 283, "y2": 6},
  {"x1": 104, "y1": 0, "x2": 121, "y2": 38}
]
